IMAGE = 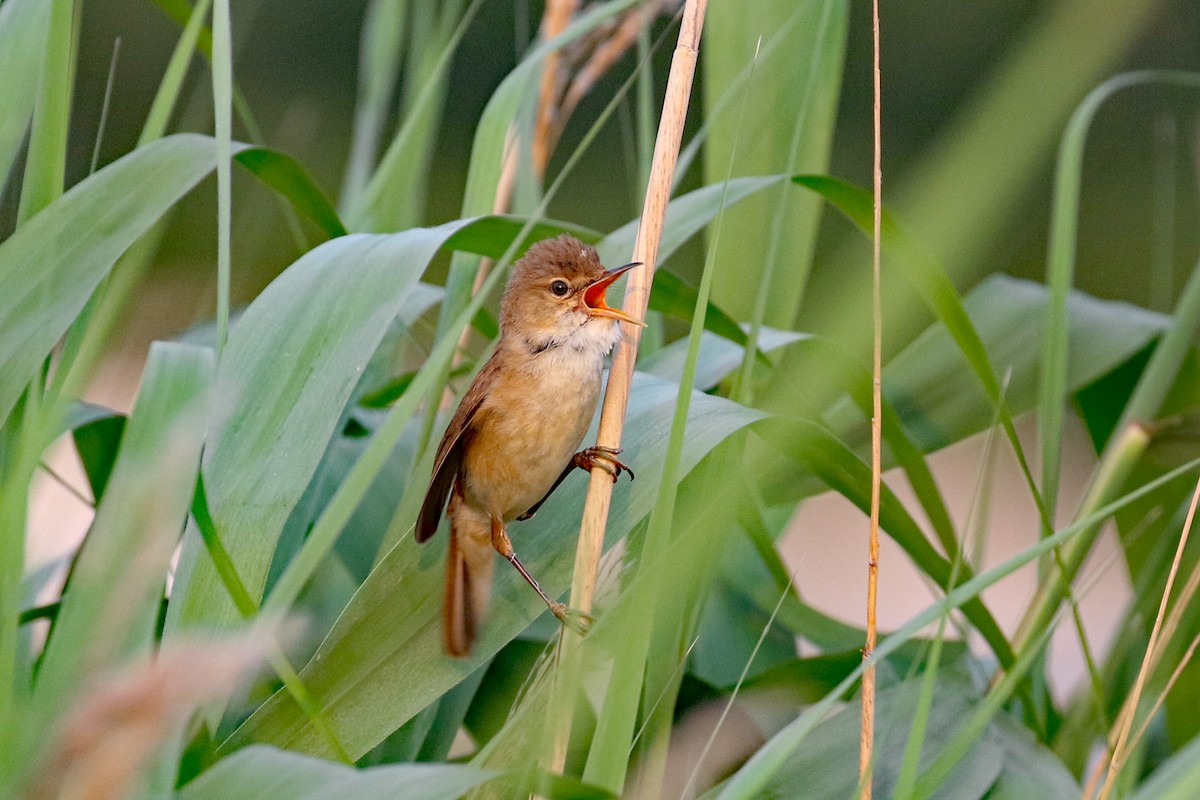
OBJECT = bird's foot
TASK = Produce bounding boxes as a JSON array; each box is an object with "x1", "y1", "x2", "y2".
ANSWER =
[
  {"x1": 575, "y1": 445, "x2": 635, "y2": 483},
  {"x1": 549, "y1": 601, "x2": 593, "y2": 635}
]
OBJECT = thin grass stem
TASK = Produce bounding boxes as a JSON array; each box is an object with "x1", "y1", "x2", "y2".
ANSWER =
[
  {"x1": 1149, "y1": 114, "x2": 1177, "y2": 313},
  {"x1": 1098, "y1": 476, "x2": 1200, "y2": 799},
  {"x1": 37, "y1": 461, "x2": 93, "y2": 508},
  {"x1": 211, "y1": 0, "x2": 232, "y2": 356},
  {"x1": 858, "y1": 1, "x2": 883, "y2": 795},
  {"x1": 679, "y1": 580, "x2": 791, "y2": 799},
  {"x1": 88, "y1": 38, "x2": 120, "y2": 176}
]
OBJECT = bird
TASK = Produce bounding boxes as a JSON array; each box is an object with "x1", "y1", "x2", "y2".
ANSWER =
[{"x1": 416, "y1": 234, "x2": 640, "y2": 656}]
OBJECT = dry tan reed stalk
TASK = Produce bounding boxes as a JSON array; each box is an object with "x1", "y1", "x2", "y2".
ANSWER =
[
  {"x1": 532, "y1": 0, "x2": 580, "y2": 176},
  {"x1": 569, "y1": 0, "x2": 706, "y2": 624},
  {"x1": 533, "y1": 1, "x2": 677, "y2": 176},
  {"x1": 547, "y1": 0, "x2": 707, "y2": 777},
  {"x1": 858, "y1": 0, "x2": 883, "y2": 797},
  {"x1": 546, "y1": 1, "x2": 676, "y2": 160},
  {"x1": 1125, "y1": 632, "x2": 1200, "y2": 757}
]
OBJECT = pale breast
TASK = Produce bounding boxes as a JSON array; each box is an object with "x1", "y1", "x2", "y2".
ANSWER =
[{"x1": 460, "y1": 323, "x2": 617, "y2": 521}]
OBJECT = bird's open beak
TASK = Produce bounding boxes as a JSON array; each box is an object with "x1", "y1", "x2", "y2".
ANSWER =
[{"x1": 582, "y1": 262, "x2": 645, "y2": 326}]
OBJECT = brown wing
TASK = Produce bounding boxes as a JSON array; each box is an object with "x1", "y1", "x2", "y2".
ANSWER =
[{"x1": 415, "y1": 355, "x2": 500, "y2": 542}]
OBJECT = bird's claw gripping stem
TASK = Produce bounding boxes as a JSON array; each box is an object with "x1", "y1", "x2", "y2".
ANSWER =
[
  {"x1": 550, "y1": 603, "x2": 593, "y2": 635},
  {"x1": 574, "y1": 445, "x2": 635, "y2": 483}
]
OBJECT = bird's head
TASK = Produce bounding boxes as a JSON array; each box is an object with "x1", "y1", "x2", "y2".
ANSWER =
[{"x1": 500, "y1": 235, "x2": 641, "y2": 352}]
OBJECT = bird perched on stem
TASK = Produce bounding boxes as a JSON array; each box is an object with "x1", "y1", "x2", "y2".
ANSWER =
[{"x1": 417, "y1": 235, "x2": 640, "y2": 656}]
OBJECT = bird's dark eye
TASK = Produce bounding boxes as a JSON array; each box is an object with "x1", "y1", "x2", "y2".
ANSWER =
[{"x1": 550, "y1": 279, "x2": 570, "y2": 297}]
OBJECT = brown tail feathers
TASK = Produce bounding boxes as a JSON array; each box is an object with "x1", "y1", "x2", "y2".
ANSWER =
[{"x1": 444, "y1": 490, "x2": 494, "y2": 656}]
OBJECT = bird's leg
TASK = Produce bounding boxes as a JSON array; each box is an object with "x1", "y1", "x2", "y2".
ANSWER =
[
  {"x1": 574, "y1": 445, "x2": 634, "y2": 483},
  {"x1": 490, "y1": 517, "x2": 589, "y2": 633}
]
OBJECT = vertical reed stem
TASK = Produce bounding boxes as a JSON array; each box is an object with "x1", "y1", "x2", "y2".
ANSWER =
[
  {"x1": 550, "y1": 0, "x2": 708, "y2": 774},
  {"x1": 859, "y1": 0, "x2": 883, "y2": 796},
  {"x1": 569, "y1": 0, "x2": 706, "y2": 636}
]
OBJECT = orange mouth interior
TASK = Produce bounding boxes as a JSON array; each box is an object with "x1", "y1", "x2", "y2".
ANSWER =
[{"x1": 583, "y1": 262, "x2": 643, "y2": 326}]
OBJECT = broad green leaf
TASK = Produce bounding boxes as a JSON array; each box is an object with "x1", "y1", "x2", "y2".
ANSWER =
[
  {"x1": 234, "y1": 148, "x2": 347, "y2": 239},
  {"x1": 295, "y1": 409, "x2": 424, "y2": 583},
  {"x1": 59, "y1": 400, "x2": 122, "y2": 440},
  {"x1": 648, "y1": 270, "x2": 752, "y2": 349},
  {"x1": 739, "y1": 673, "x2": 1002, "y2": 800},
  {"x1": 166, "y1": 223, "x2": 476, "y2": 637},
  {"x1": 0, "y1": 134, "x2": 354, "y2": 426},
  {"x1": 355, "y1": 660, "x2": 487, "y2": 766},
  {"x1": 70, "y1": 406, "x2": 126, "y2": 502},
  {"x1": 759, "y1": 276, "x2": 1170, "y2": 509},
  {"x1": 689, "y1": 535, "x2": 808, "y2": 688},
  {"x1": 0, "y1": 135, "x2": 218, "y2": 423},
  {"x1": 34, "y1": 343, "x2": 212, "y2": 719},
  {"x1": 1129, "y1": 732, "x2": 1200, "y2": 800},
  {"x1": 735, "y1": 503, "x2": 865, "y2": 653},
  {"x1": 704, "y1": 0, "x2": 848, "y2": 328},
  {"x1": 178, "y1": 744, "x2": 494, "y2": 800},
  {"x1": 462, "y1": 641, "x2": 544, "y2": 748},
  {"x1": 0, "y1": 0, "x2": 50, "y2": 192},
  {"x1": 224, "y1": 373, "x2": 763, "y2": 759},
  {"x1": 983, "y1": 715, "x2": 1080, "y2": 799},
  {"x1": 274, "y1": 284, "x2": 445, "y2": 581},
  {"x1": 640, "y1": 327, "x2": 807, "y2": 391},
  {"x1": 413, "y1": 664, "x2": 487, "y2": 762},
  {"x1": 830, "y1": 275, "x2": 1167, "y2": 455}
]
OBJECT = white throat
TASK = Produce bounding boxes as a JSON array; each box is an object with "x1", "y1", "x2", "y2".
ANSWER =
[{"x1": 519, "y1": 317, "x2": 621, "y2": 381}]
